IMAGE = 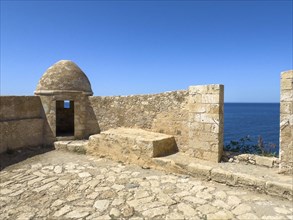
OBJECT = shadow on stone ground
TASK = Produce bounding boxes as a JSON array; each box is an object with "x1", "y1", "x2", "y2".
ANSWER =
[{"x1": 0, "y1": 146, "x2": 54, "y2": 171}]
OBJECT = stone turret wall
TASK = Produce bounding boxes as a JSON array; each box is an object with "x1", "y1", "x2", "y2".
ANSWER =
[
  {"x1": 39, "y1": 93, "x2": 99, "y2": 146},
  {"x1": 0, "y1": 96, "x2": 44, "y2": 153},
  {"x1": 280, "y1": 70, "x2": 293, "y2": 174}
]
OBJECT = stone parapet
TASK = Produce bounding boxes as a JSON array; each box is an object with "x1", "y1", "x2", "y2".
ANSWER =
[
  {"x1": 89, "y1": 91, "x2": 189, "y2": 153},
  {"x1": 188, "y1": 85, "x2": 224, "y2": 162},
  {"x1": 280, "y1": 70, "x2": 293, "y2": 174},
  {"x1": 0, "y1": 96, "x2": 44, "y2": 153},
  {"x1": 0, "y1": 118, "x2": 43, "y2": 153},
  {"x1": 0, "y1": 96, "x2": 42, "y2": 121}
]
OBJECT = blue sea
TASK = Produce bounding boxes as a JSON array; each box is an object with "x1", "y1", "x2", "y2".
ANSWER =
[{"x1": 224, "y1": 103, "x2": 280, "y2": 155}]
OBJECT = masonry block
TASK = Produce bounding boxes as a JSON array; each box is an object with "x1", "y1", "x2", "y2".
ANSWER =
[
  {"x1": 188, "y1": 84, "x2": 224, "y2": 163},
  {"x1": 87, "y1": 128, "x2": 178, "y2": 161},
  {"x1": 280, "y1": 70, "x2": 293, "y2": 174},
  {"x1": 281, "y1": 90, "x2": 293, "y2": 102},
  {"x1": 280, "y1": 102, "x2": 292, "y2": 114}
]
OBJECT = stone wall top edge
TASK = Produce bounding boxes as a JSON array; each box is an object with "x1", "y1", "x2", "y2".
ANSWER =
[
  {"x1": 189, "y1": 84, "x2": 224, "y2": 88},
  {"x1": 90, "y1": 89, "x2": 188, "y2": 99},
  {"x1": 0, "y1": 96, "x2": 43, "y2": 121},
  {"x1": 281, "y1": 70, "x2": 293, "y2": 78},
  {"x1": 34, "y1": 90, "x2": 93, "y2": 96},
  {"x1": 281, "y1": 70, "x2": 293, "y2": 74},
  {"x1": 0, "y1": 96, "x2": 38, "y2": 98}
]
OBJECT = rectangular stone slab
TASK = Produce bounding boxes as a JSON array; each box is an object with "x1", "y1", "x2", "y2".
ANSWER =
[{"x1": 88, "y1": 128, "x2": 178, "y2": 158}]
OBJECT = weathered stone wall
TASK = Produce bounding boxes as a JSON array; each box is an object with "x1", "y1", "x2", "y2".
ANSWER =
[
  {"x1": 188, "y1": 85, "x2": 224, "y2": 162},
  {"x1": 89, "y1": 91, "x2": 190, "y2": 152},
  {"x1": 280, "y1": 70, "x2": 293, "y2": 173},
  {"x1": 0, "y1": 96, "x2": 44, "y2": 153},
  {"x1": 0, "y1": 85, "x2": 225, "y2": 162},
  {"x1": 0, "y1": 96, "x2": 43, "y2": 120},
  {"x1": 89, "y1": 86, "x2": 224, "y2": 162}
]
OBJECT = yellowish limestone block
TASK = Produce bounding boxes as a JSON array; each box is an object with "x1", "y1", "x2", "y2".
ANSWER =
[
  {"x1": 87, "y1": 128, "x2": 178, "y2": 160},
  {"x1": 280, "y1": 70, "x2": 293, "y2": 174},
  {"x1": 188, "y1": 84, "x2": 224, "y2": 163}
]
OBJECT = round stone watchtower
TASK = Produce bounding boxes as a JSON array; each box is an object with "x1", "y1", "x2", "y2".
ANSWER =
[{"x1": 35, "y1": 60, "x2": 95, "y2": 145}]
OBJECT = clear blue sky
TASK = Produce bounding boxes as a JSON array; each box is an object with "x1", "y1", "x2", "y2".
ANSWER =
[{"x1": 1, "y1": 0, "x2": 292, "y2": 102}]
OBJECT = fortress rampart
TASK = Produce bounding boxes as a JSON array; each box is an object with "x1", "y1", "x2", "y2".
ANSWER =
[{"x1": 0, "y1": 61, "x2": 292, "y2": 173}]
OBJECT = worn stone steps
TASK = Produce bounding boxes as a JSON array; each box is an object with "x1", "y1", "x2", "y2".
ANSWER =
[
  {"x1": 55, "y1": 136, "x2": 75, "y2": 141},
  {"x1": 54, "y1": 140, "x2": 88, "y2": 154}
]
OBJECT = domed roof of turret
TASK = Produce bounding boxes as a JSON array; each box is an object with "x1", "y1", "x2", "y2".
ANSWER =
[{"x1": 35, "y1": 60, "x2": 93, "y2": 95}]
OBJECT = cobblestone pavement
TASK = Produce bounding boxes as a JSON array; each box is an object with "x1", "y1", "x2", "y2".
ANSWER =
[{"x1": 0, "y1": 151, "x2": 292, "y2": 220}]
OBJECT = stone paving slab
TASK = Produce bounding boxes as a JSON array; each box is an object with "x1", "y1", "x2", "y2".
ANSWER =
[
  {"x1": 55, "y1": 139, "x2": 293, "y2": 200},
  {"x1": 1, "y1": 151, "x2": 293, "y2": 220}
]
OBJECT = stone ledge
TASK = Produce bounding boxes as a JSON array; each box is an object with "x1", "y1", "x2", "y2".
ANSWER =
[
  {"x1": 223, "y1": 153, "x2": 279, "y2": 168},
  {"x1": 56, "y1": 141, "x2": 293, "y2": 200},
  {"x1": 153, "y1": 153, "x2": 293, "y2": 200},
  {"x1": 187, "y1": 163, "x2": 212, "y2": 181},
  {"x1": 0, "y1": 118, "x2": 44, "y2": 153},
  {"x1": 265, "y1": 181, "x2": 293, "y2": 200},
  {"x1": 54, "y1": 140, "x2": 88, "y2": 154},
  {"x1": 210, "y1": 168, "x2": 235, "y2": 185}
]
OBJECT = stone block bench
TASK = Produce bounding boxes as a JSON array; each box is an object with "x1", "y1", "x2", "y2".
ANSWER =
[{"x1": 87, "y1": 128, "x2": 178, "y2": 163}]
